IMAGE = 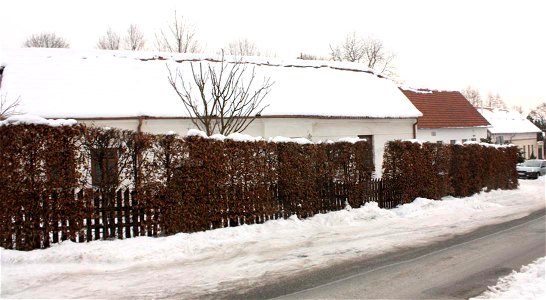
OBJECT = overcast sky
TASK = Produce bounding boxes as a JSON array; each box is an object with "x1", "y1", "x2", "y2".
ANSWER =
[{"x1": 1, "y1": 0, "x2": 545, "y2": 110}]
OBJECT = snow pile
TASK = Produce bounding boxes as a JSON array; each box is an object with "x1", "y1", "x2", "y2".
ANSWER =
[
  {"x1": 472, "y1": 257, "x2": 545, "y2": 300},
  {"x1": 0, "y1": 114, "x2": 77, "y2": 127},
  {"x1": 1, "y1": 177, "x2": 544, "y2": 299},
  {"x1": 0, "y1": 48, "x2": 422, "y2": 119},
  {"x1": 186, "y1": 128, "x2": 208, "y2": 138},
  {"x1": 479, "y1": 108, "x2": 541, "y2": 134}
]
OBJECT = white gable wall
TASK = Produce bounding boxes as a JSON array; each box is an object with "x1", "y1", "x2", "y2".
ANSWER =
[
  {"x1": 80, "y1": 117, "x2": 417, "y2": 177},
  {"x1": 416, "y1": 127, "x2": 488, "y2": 144}
]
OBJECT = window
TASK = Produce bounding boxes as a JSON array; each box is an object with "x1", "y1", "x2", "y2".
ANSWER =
[
  {"x1": 495, "y1": 136, "x2": 504, "y2": 144},
  {"x1": 437, "y1": 141, "x2": 443, "y2": 145},
  {"x1": 471, "y1": 138, "x2": 476, "y2": 141},
  {"x1": 462, "y1": 139, "x2": 468, "y2": 143},
  {"x1": 450, "y1": 140, "x2": 456, "y2": 145},
  {"x1": 431, "y1": 131, "x2": 436, "y2": 137},
  {"x1": 91, "y1": 148, "x2": 118, "y2": 187}
]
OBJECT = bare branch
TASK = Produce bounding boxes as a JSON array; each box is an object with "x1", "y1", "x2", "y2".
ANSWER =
[
  {"x1": 0, "y1": 94, "x2": 22, "y2": 120},
  {"x1": 167, "y1": 54, "x2": 273, "y2": 135}
]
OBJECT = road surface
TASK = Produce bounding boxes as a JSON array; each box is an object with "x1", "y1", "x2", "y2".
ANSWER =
[{"x1": 230, "y1": 208, "x2": 545, "y2": 299}]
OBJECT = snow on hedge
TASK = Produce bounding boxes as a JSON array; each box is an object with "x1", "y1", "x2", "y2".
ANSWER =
[
  {"x1": 0, "y1": 114, "x2": 77, "y2": 127},
  {"x1": 185, "y1": 129, "x2": 365, "y2": 144},
  {"x1": 1, "y1": 177, "x2": 544, "y2": 299},
  {"x1": 0, "y1": 48, "x2": 422, "y2": 119},
  {"x1": 401, "y1": 138, "x2": 514, "y2": 148},
  {"x1": 471, "y1": 257, "x2": 545, "y2": 300}
]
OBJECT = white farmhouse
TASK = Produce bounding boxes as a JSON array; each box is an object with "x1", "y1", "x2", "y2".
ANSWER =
[
  {"x1": 479, "y1": 108, "x2": 542, "y2": 159},
  {"x1": 400, "y1": 88, "x2": 490, "y2": 144},
  {"x1": 0, "y1": 48, "x2": 422, "y2": 174}
]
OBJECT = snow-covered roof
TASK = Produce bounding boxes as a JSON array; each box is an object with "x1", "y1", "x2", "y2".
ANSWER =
[
  {"x1": 478, "y1": 108, "x2": 541, "y2": 134},
  {"x1": 0, "y1": 48, "x2": 422, "y2": 119}
]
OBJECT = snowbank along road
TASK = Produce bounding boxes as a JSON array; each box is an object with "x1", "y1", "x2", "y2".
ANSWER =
[{"x1": 1, "y1": 177, "x2": 545, "y2": 299}]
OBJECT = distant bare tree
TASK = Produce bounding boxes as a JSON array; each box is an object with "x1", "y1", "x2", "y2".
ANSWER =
[
  {"x1": 23, "y1": 32, "x2": 69, "y2": 48},
  {"x1": 330, "y1": 32, "x2": 365, "y2": 63},
  {"x1": 487, "y1": 92, "x2": 507, "y2": 109},
  {"x1": 528, "y1": 103, "x2": 546, "y2": 133},
  {"x1": 329, "y1": 32, "x2": 396, "y2": 76},
  {"x1": 461, "y1": 86, "x2": 482, "y2": 107},
  {"x1": 125, "y1": 24, "x2": 146, "y2": 51},
  {"x1": 512, "y1": 105, "x2": 523, "y2": 114},
  {"x1": 96, "y1": 28, "x2": 121, "y2": 50},
  {"x1": 155, "y1": 11, "x2": 200, "y2": 53},
  {"x1": 0, "y1": 94, "x2": 21, "y2": 120},
  {"x1": 297, "y1": 53, "x2": 326, "y2": 60},
  {"x1": 167, "y1": 55, "x2": 274, "y2": 135},
  {"x1": 224, "y1": 38, "x2": 260, "y2": 56}
]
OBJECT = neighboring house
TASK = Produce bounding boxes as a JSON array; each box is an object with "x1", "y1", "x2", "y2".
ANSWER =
[
  {"x1": 479, "y1": 108, "x2": 542, "y2": 159},
  {"x1": 400, "y1": 88, "x2": 490, "y2": 144},
  {"x1": 0, "y1": 48, "x2": 423, "y2": 175}
]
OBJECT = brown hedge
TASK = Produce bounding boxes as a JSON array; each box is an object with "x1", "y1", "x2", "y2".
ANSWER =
[
  {"x1": 0, "y1": 124, "x2": 374, "y2": 249},
  {"x1": 382, "y1": 140, "x2": 518, "y2": 203}
]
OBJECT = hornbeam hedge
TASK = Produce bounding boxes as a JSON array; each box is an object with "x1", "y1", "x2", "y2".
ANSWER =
[
  {"x1": 0, "y1": 123, "x2": 374, "y2": 249},
  {"x1": 382, "y1": 140, "x2": 519, "y2": 203}
]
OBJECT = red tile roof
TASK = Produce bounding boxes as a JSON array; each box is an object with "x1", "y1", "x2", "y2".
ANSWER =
[{"x1": 400, "y1": 89, "x2": 490, "y2": 129}]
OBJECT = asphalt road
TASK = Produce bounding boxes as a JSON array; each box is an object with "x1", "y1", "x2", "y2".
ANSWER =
[{"x1": 229, "y1": 209, "x2": 545, "y2": 299}]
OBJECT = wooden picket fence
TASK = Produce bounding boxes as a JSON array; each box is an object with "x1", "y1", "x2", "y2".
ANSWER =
[
  {"x1": 3, "y1": 178, "x2": 401, "y2": 250},
  {"x1": 4, "y1": 188, "x2": 161, "y2": 250}
]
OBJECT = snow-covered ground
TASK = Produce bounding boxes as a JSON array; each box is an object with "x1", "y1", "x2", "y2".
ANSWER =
[
  {"x1": 1, "y1": 177, "x2": 544, "y2": 299},
  {"x1": 471, "y1": 257, "x2": 545, "y2": 300}
]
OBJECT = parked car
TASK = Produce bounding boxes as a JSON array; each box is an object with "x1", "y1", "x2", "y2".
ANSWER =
[{"x1": 516, "y1": 159, "x2": 546, "y2": 179}]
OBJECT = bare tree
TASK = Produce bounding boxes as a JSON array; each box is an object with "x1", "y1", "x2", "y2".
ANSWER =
[
  {"x1": 461, "y1": 86, "x2": 482, "y2": 107},
  {"x1": 528, "y1": 103, "x2": 546, "y2": 132},
  {"x1": 167, "y1": 55, "x2": 273, "y2": 135},
  {"x1": 330, "y1": 32, "x2": 365, "y2": 63},
  {"x1": 0, "y1": 94, "x2": 21, "y2": 120},
  {"x1": 23, "y1": 32, "x2": 69, "y2": 48},
  {"x1": 512, "y1": 105, "x2": 523, "y2": 114},
  {"x1": 224, "y1": 38, "x2": 260, "y2": 56},
  {"x1": 155, "y1": 11, "x2": 200, "y2": 53},
  {"x1": 297, "y1": 52, "x2": 326, "y2": 60},
  {"x1": 329, "y1": 33, "x2": 396, "y2": 76},
  {"x1": 97, "y1": 28, "x2": 121, "y2": 50},
  {"x1": 125, "y1": 24, "x2": 146, "y2": 51},
  {"x1": 487, "y1": 92, "x2": 506, "y2": 109}
]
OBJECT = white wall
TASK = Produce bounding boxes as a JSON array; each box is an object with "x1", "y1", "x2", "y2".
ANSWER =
[
  {"x1": 80, "y1": 117, "x2": 417, "y2": 177},
  {"x1": 489, "y1": 132, "x2": 539, "y2": 159},
  {"x1": 416, "y1": 127, "x2": 488, "y2": 144}
]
